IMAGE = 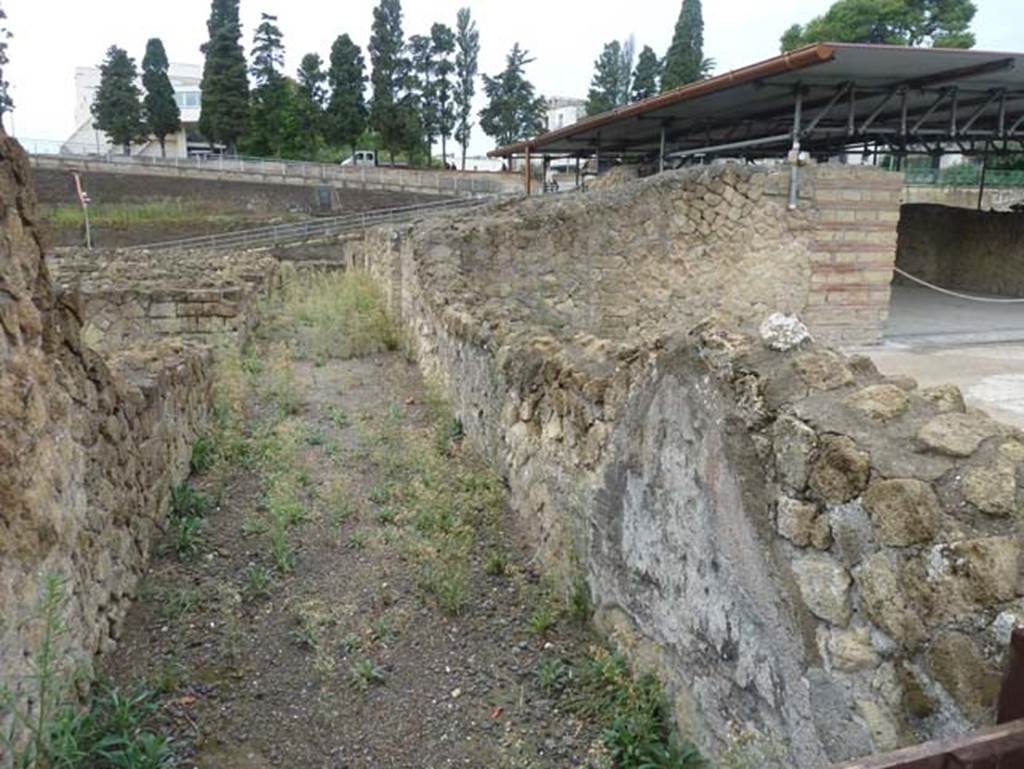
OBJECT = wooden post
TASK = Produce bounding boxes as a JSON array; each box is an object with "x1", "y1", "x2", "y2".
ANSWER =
[{"x1": 524, "y1": 148, "x2": 532, "y2": 196}]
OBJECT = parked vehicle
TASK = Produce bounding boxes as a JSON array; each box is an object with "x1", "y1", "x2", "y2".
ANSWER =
[{"x1": 341, "y1": 150, "x2": 377, "y2": 167}]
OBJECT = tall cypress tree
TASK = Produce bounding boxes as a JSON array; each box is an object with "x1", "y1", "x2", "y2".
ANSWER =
[
  {"x1": 92, "y1": 46, "x2": 147, "y2": 155},
  {"x1": 585, "y1": 40, "x2": 624, "y2": 116},
  {"x1": 141, "y1": 38, "x2": 181, "y2": 157},
  {"x1": 453, "y1": 7, "x2": 479, "y2": 170},
  {"x1": 199, "y1": 0, "x2": 249, "y2": 153},
  {"x1": 407, "y1": 33, "x2": 434, "y2": 158},
  {"x1": 479, "y1": 44, "x2": 546, "y2": 147},
  {"x1": 368, "y1": 0, "x2": 406, "y2": 162},
  {"x1": 431, "y1": 23, "x2": 455, "y2": 165},
  {"x1": 245, "y1": 13, "x2": 294, "y2": 156},
  {"x1": 631, "y1": 45, "x2": 661, "y2": 101},
  {"x1": 295, "y1": 53, "x2": 327, "y2": 155},
  {"x1": 662, "y1": 0, "x2": 708, "y2": 91},
  {"x1": 0, "y1": 6, "x2": 12, "y2": 117},
  {"x1": 325, "y1": 34, "x2": 367, "y2": 152}
]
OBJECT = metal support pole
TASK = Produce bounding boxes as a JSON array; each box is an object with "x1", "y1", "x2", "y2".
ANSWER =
[
  {"x1": 659, "y1": 126, "x2": 666, "y2": 174},
  {"x1": 524, "y1": 149, "x2": 532, "y2": 196},
  {"x1": 977, "y1": 153, "x2": 988, "y2": 211},
  {"x1": 575, "y1": 156, "x2": 581, "y2": 189},
  {"x1": 542, "y1": 156, "x2": 550, "y2": 194},
  {"x1": 788, "y1": 87, "x2": 803, "y2": 210}
]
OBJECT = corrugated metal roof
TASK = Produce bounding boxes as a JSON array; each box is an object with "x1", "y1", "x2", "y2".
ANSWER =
[{"x1": 488, "y1": 43, "x2": 1024, "y2": 158}]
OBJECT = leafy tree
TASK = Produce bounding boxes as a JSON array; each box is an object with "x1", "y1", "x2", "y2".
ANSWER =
[
  {"x1": 294, "y1": 52, "x2": 327, "y2": 155},
  {"x1": 245, "y1": 13, "x2": 295, "y2": 156},
  {"x1": 479, "y1": 43, "x2": 546, "y2": 148},
  {"x1": 631, "y1": 45, "x2": 661, "y2": 101},
  {"x1": 325, "y1": 34, "x2": 368, "y2": 152},
  {"x1": 91, "y1": 46, "x2": 147, "y2": 155},
  {"x1": 662, "y1": 0, "x2": 712, "y2": 91},
  {"x1": 619, "y1": 35, "x2": 635, "y2": 102},
  {"x1": 199, "y1": 0, "x2": 249, "y2": 153},
  {"x1": 0, "y1": 5, "x2": 12, "y2": 116},
  {"x1": 454, "y1": 7, "x2": 479, "y2": 170},
  {"x1": 368, "y1": 0, "x2": 407, "y2": 162},
  {"x1": 780, "y1": 0, "x2": 976, "y2": 50},
  {"x1": 431, "y1": 23, "x2": 456, "y2": 165},
  {"x1": 586, "y1": 40, "x2": 624, "y2": 116},
  {"x1": 141, "y1": 38, "x2": 180, "y2": 157}
]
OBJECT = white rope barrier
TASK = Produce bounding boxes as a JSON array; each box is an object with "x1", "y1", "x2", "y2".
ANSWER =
[{"x1": 893, "y1": 267, "x2": 1024, "y2": 304}]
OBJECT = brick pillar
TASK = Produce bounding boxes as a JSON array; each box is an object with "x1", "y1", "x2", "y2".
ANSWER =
[{"x1": 802, "y1": 166, "x2": 903, "y2": 346}]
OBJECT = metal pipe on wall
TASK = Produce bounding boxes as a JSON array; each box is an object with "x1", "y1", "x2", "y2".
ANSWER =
[{"x1": 788, "y1": 87, "x2": 804, "y2": 210}]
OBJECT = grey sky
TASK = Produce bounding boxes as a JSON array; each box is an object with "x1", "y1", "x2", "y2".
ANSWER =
[{"x1": 4, "y1": 0, "x2": 1022, "y2": 155}]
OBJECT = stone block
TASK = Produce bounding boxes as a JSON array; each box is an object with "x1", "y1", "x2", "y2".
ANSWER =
[
  {"x1": 921, "y1": 384, "x2": 966, "y2": 414},
  {"x1": 845, "y1": 384, "x2": 909, "y2": 421},
  {"x1": 855, "y1": 552, "x2": 925, "y2": 647},
  {"x1": 772, "y1": 415, "x2": 817, "y2": 491},
  {"x1": 926, "y1": 631, "x2": 1001, "y2": 722},
  {"x1": 862, "y1": 479, "x2": 941, "y2": 546},
  {"x1": 962, "y1": 464, "x2": 1018, "y2": 516},
  {"x1": 808, "y1": 435, "x2": 870, "y2": 504},
  {"x1": 917, "y1": 413, "x2": 993, "y2": 457},
  {"x1": 792, "y1": 552, "x2": 852, "y2": 626},
  {"x1": 828, "y1": 627, "x2": 880, "y2": 673},
  {"x1": 794, "y1": 350, "x2": 855, "y2": 390},
  {"x1": 777, "y1": 495, "x2": 831, "y2": 549}
]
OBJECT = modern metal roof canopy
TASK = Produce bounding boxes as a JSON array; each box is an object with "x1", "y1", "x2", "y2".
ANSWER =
[{"x1": 489, "y1": 43, "x2": 1024, "y2": 161}]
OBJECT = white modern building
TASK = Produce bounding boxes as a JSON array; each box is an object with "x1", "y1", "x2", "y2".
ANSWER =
[
  {"x1": 545, "y1": 97, "x2": 585, "y2": 132},
  {"x1": 64, "y1": 62, "x2": 205, "y2": 157}
]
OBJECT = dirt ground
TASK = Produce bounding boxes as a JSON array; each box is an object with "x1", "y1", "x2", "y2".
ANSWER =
[{"x1": 99, "y1": 295, "x2": 618, "y2": 768}]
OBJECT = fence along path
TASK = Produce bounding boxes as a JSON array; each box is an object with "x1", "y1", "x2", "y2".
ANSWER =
[{"x1": 128, "y1": 196, "x2": 498, "y2": 252}]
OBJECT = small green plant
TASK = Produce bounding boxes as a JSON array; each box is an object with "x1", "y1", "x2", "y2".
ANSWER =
[
  {"x1": 166, "y1": 588, "x2": 203, "y2": 619},
  {"x1": 484, "y1": 549, "x2": 508, "y2": 577},
  {"x1": 536, "y1": 656, "x2": 570, "y2": 694},
  {"x1": 527, "y1": 603, "x2": 560, "y2": 636},
  {"x1": 349, "y1": 658, "x2": 386, "y2": 690},
  {"x1": 170, "y1": 482, "x2": 210, "y2": 518},
  {"x1": 305, "y1": 426, "x2": 326, "y2": 446},
  {"x1": 243, "y1": 565, "x2": 273, "y2": 598},
  {"x1": 328, "y1": 405, "x2": 349, "y2": 428},
  {"x1": 348, "y1": 529, "x2": 370, "y2": 550},
  {"x1": 339, "y1": 634, "x2": 362, "y2": 655},
  {"x1": 367, "y1": 483, "x2": 391, "y2": 505},
  {"x1": 173, "y1": 515, "x2": 203, "y2": 560},
  {"x1": 376, "y1": 506, "x2": 398, "y2": 525},
  {"x1": 416, "y1": 557, "x2": 469, "y2": 616},
  {"x1": 189, "y1": 434, "x2": 217, "y2": 475},
  {"x1": 568, "y1": 576, "x2": 592, "y2": 623},
  {"x1": 370, "y1": 617, "x2": 392, "y2": 643},
  {"x1": 270, "y1": 517, "x2": 295, "y2": 573}
]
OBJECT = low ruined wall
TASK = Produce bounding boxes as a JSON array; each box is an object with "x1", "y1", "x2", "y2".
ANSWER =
[
  {"x1": 350, "y1": 167, "x2": 1019, "y2": 766},
  {"x1": 897, "y1": 204, "x2": 1024, "y2": 296},
  {"x1": 48, "y1": 248, "x2": 279, "y2": 353},
  {"x1": 1, "y1": 136, "x2": 212, "y2": 735}
]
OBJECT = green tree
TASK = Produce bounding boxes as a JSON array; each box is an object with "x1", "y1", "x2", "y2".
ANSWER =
[
  {"x1": 368, "y1": 0, "x2": 407, "y2": 162},
  {"x1": 141, "y1": 38, "x2": 180, "y2": 157},
  {"x1": 325, "y1": 34, "x2": 368, "y2": 152},
  {"x1": 431, "y1": 23, "x2": 456, "y2": 165},
  {"x1": 244, "y1": 13, "x2": 295, "y2": 156},
  {"x1": 294, "y1": 53, "x2": 327, "y2": 155},
  {"x1": 407, "y1": 33, "x2": 434, "y2": 158},
  {"x1": 0, "y1": 5, "x2": 13, "y2": 116},
  {"x1": 454, "y1": 7, "x2": 479, "y2": 170},
  {"x1": 631, "y1": 45, "x2": 661, "y2": 101},
  {"x1": 619, "y1": 35, "x2": 635, "y2": 103},
  {"x1": 780, "y1": 0, "x2": 976, "y2": 50},
  {"x1": 662, "y1": 0, "x2": 712, "y2": 91},
  {"x1": 199, "y1": 0, "x2": 249, "y2": 153},
  {"x1": 586, "y1": 40, "x2": 624, "y2": 116},
  {"x1": 479, "y1": 43, "x2": 546, "y2": 148},
  {"x1": 91, "y1": 46, "x2": 147, "y2": 155}
]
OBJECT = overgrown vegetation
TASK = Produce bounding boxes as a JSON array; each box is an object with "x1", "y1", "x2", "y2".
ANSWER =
[{"x1": 0, "y1": 575, "x2": 173, "y2": 769}]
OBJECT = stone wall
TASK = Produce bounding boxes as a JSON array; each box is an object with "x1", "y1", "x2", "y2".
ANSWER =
[
  {"x1": 0, "y1": 135, "x2": 212, "y2": 738},
  {"x1": 349, "y1": 166, "x2": 1020, "y2": 766},
  {"x1": 48, "y1": 248, "x2": 279, "y2": 353},
  {"x1": 896, "y1": 204, "x2": 1024, "y2": 296}
]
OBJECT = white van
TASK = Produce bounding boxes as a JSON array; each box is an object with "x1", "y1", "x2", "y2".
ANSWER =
[{"x1": 340, "y1": 150, "x2": 377, "y2": 167}]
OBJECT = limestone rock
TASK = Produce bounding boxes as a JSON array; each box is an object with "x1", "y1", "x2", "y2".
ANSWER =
[
  {"x1": 962, "y1": 464, "x2": 1018, "y2": 516},
  {"x1": 759, "y1": 313, "x2": 810, "y2": 351},
  {"x1": 828, "y1": 627, "x2": 880, "y2": 673},
  {"x1": 794, "y1": 350, "x2": 854, "y2": 390},
  {"x1": 855, "y1": 699, "x2": 902, "y2": 751},
  {"x1": 947, "y1": 537, "x2": 1020, "y2": 605},
  {"x1": 808, "y1": 435, "x2": 870, "y2": 503},
  {"x1": 926, "y1": 631, "x2": 1001, "y2": 722},
  {"x1": 886, "y1": 375, "x2": 918, "y2": 391},
  {"x1": 845, "y1": 385, "x2": 910, "y2": 421},
  {"x1": 921, "y1": 384, "x2": 966, "y2": 414},
  {"x1": 917, "y1": 412, "x2": 993, "y2": 457},
  {"x1": 792, "y1": 553, "x2": 852, "y2": 626},
  {"x1": 999, "y1": 440, "x2": 1024, "y2": 463},
  {"x1": 772, "y1": 415, "x2": 817, "y2": 491},
  {"x1": 862, "y1": 479, "x2": 941, "y2": 546},
  {"x1": 776, "y1": 496, "x2": 831, "y2": 549},
  {"x1": 855, "y1": 553, "x2": 925, "y2": 647}
]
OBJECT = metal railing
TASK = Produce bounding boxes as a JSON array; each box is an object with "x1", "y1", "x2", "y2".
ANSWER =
[
  {"x1": 23, "y1": 137, "x2": 523, "y2": 197},
  {"x1": 128, "y1": 196, "x2": 498, "y2": 252},
  {"x1": 904, "y1": 167, "x2": 1024, "y2": 187}
]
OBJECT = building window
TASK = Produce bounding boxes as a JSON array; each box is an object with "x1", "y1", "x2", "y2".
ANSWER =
[{"x1": 174, "y1": 91, "x2": 201, "y2": 108}]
